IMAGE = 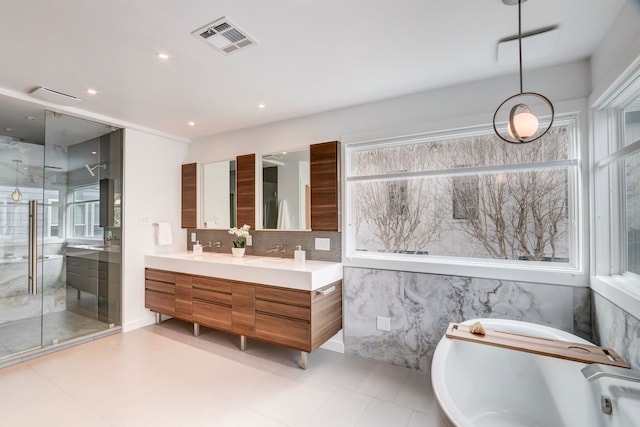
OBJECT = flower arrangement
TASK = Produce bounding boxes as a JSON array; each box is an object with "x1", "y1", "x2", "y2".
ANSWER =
[{"x1": 228, "y1": 224, "x2": 251, "y2": 248}]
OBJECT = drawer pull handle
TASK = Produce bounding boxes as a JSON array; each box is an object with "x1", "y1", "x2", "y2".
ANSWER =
[{"x1": 317, "y1": 286, "x2": 335, "y2": 296}]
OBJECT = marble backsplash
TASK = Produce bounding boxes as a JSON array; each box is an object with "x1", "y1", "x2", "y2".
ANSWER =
[{"x1": 343, "y1": 267, "x2": 592, "y2": 373}]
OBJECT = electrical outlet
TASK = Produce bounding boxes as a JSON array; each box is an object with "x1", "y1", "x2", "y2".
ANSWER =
[
  {"x1": 247, "y1": 235, "x2": 253, "y2": 246},
  {"x1": 191, "y1": 232, "x2": 197, "y2": 243},
  {"x1": 315, "y1": 238, "x2": 330, "y2": 251},
  {"x1": 376, "y1": 316, "x2": 391, "y2": 332}
]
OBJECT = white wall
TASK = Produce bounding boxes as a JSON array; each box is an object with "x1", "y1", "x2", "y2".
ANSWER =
[
  {"x1": 188, "y1": 59, "x2": 591, "y2": 163},
  {"x1": 590, "y1": 0, "x2": 640, "y2": 103},
  {"x1": 122, "y1": 128, "x2": 188, "y2": 332}
]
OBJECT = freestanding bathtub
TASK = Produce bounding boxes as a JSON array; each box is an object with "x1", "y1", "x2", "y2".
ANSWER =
[{"x1": 432, "y1": 318, "x2": 640, "y2": 427}]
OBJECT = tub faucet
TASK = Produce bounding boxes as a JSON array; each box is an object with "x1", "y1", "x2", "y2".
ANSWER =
[{"x1": 581, "y1": 364, "x2": 640, "y2": 384}]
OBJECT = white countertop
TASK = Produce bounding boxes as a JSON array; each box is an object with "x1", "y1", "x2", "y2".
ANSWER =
[{"x1": 145, "y1": 252, "x2": 343, "y2": 291}]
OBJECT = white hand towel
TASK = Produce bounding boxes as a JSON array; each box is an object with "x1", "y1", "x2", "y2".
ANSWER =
[
  {"x1": 277, "y1": 199, "x2": 291, "y2": 229},
  {"x1": 156, "y1": 222, "x2": 172, "y2": 246}
]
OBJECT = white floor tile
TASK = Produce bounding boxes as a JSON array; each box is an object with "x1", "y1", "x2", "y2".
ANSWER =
[
  {"x1": 0, "y1": 320, "x2": 438, "y2": 427},
  {"x1": 356, "y1": 398, "x2": 414, "y2": 427},
  {"x1": 395, "y1": 371, "x2": 436, "y2": 413},
  {"x1": 295, "y1": 386, "x2": 372, "y2": 427}
]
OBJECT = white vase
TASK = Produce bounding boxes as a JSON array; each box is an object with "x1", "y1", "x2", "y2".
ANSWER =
[{"x1": 232, "y1": 247, "x2": 245, "y2": 257}]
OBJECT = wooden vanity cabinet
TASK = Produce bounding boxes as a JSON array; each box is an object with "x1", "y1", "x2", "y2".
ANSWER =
[
  {"x1": 192, "y1": 276, "x2": 232, "y2": 331},
  {"x1": 144, "y1": 268, "x2": 343, "y2": 361},
  {"x1": 181, "y1": 163, "x2": 197, "y2": 229},
  {"x1": 255, "y1": 286, "x2": 311, "y2": 351},
  {"x1": 231, "y1": 283, "x2": 256, "y2": 336},
  {"x1": 236, "y1": 154, "x2": 256, "y2": 229},
  {"x1": 145, "y1": 269, "x2": 176, "y2": 316},
  {"x1": 175, "y1": 274, "x2": 193, "y2": 322},
  {"x1": 310, "y1": 140, "x2": 340, "y2": 232}
]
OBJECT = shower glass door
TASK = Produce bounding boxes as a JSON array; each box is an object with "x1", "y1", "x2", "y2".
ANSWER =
[
  {"x1": 0, "y1": 127, "x2": 45, "y2": 359},
  {"x1": 1, "y1": 101, "x2": 123, "y2": 363}
]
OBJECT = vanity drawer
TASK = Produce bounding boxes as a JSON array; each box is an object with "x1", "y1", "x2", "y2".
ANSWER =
[
  {"x1": 193, "y1": 299, "x2": 232, "y2": 332},
  {"x1": 255, "y1": 300, "x2": 310, "y2": 322},
  {"x1": 255, "y1": 286, "x2": 310, "y2": 307},
  {"x1": 145, "y1": 290, "x2": 175, "y2": 316},
  {"x1": 255, "y1": 313, "x2": 310, "y2": 352},
  {"x1": 145, "y1": 280, "x2": 175, "y2": 294},
  {"x1": 146, "y1": 269, "x2": 176, "y2": 284},
  {"x1": 192, "y1": 288, "x2": 232, "y2": 306},
  {"x1": 192, "y1": 276, "x2": 232, "y2": 293}
]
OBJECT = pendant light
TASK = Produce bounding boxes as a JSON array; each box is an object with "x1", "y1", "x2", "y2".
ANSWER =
[
  {"x1": 493, "y1": 0, "x2": 554, "y2": 144},
  {"x1": 11, "y1": 159, "x2": 22, "y2": 202}
]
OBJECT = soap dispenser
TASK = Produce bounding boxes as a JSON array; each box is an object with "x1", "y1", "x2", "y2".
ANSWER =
[
  {"x1": 294, "y1": 245, "x2": 306, "y2": 263},
  {"x1": 193, "y1": 240, "x2": 203, "y2": 255}
]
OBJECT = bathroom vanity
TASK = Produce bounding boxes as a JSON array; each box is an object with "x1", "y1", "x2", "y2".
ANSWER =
[{"x1": 144, "y1": 252, "x2": 343, "y2": 368}]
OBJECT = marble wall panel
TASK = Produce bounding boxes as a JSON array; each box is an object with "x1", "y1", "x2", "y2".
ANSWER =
[
  {"x1": 592, "y1": 292, "x2": 640, "y2": 370},
  {"x1": 344, "y1": 267, "x2": 591, "y2": 372}
]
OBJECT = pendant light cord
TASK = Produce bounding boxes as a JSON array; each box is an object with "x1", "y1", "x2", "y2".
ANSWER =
[{"x1": 518, "y1": 0, "x2": 523, "y2": 94}]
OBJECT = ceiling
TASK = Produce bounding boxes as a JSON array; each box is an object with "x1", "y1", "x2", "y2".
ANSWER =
[{"x1": 0, "y1": 0, "x2": 628, "y2": 143}]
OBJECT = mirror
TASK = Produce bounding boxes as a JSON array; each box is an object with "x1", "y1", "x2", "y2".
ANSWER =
[
  {"x1": 261, "y1": 148, "x2": 310, "y2": 230},
  {"x1": 201, "y1": 160, "x2": 236, "y2": 229}
]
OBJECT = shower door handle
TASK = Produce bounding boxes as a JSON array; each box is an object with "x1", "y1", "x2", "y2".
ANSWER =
[{"x1": 28, "y1": 200, "x2": 38, "y2": 295}]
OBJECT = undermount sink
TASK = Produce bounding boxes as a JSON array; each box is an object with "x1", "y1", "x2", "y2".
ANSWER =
[{"x1": 243, "y1": 257, "x2": 287, "y2": 265}]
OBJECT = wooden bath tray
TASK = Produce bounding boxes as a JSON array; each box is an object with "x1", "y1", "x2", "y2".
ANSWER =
[{"x1": 446, "y1": 322, "x2": 629, "y2": 368}]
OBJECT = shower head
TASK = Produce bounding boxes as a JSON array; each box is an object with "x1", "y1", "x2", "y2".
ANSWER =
[{"x1": 85, "y1": 163, "x2": 106, "y2": 177}]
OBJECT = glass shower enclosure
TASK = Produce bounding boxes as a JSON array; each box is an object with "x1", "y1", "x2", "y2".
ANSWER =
[{"x1": 0, "y1": 98, "x2": 122, "y2": 364}]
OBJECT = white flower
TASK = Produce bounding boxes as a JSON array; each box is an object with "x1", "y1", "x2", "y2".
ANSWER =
[{"x1": 229, "y1": 224, "x2": 251, "y2": 247}]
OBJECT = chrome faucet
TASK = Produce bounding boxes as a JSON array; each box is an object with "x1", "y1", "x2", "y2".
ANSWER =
[
  {"x1": 581, "y1": 364, "x2": 640, "y2": 384},
  {"x1": 203, "y1": 241, "x2": 221, "y2": 250},
  {"x1": 267, "y1": 244, "x2": 286, "y2": 255}
]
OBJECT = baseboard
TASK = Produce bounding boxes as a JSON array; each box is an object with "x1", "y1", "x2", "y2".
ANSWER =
[
  {"x1": 122, "y1": 315, "x2": 156, "y2": 333},
  {"x1": 320, "y1": 329, "x2": 344, "y2": 353}
]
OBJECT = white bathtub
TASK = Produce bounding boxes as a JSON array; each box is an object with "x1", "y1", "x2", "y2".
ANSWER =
[{"x1": 432, "y1": 318, "x2": 640, "y2": 427}]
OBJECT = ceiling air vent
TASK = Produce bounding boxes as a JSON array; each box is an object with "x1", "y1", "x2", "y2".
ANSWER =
[
  {"x1": 192, "y1": 17, "x2": 257, "y2": 55},
  {"x1": 29, "y1": 87, "x2": 81, "y2": 106}
]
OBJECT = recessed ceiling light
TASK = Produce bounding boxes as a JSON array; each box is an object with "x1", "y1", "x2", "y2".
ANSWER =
[
  {"x1": 156, "y1": 52, "x2": 170, "y2": 60},
  {"x1": 187, "y1": 121, "x2": 196, "y2": 127},
  {"x1": 258, "y1": 103, "x2": 266, "y2": 109},
  {"x1": 87, "y1": 88, "x2": 98, "y2": 95},
  {"x1": 4, "y1": 127, "x2": 14, "y2": 132},
  {"x1": 25, "y1": 116, "x2": 36, "y2": 121},
  {"x1": 91, "y1": 151, "x2": 97, "y2": 155}
]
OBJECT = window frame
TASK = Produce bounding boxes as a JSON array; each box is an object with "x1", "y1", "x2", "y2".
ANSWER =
[
  {"x1": 343, "y1": 113, "x2": 586, "y2": 286},
  {"x1": 66, "y1": 185, "x2": 102, "y2": 241},
  {"x1": 591, "y1": 64, "x2": 640, "y2": 318}
]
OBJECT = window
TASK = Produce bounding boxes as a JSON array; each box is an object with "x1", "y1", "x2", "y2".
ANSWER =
[
  {"x1": 345, "y1": 116, "x2": 580, "y2": 273},
  {"x1": 0, "y1": 187, "x2": 60, "y2": 241},
  {"x1": 591, "y1": 68, "x2": 640, "y2": 318},
  {"x1": 452, "y1": 174, "x2": 478, "y2": 220},
  {"x1": 45, "y1": 198, "x2": 60, "y2": 238},
  {"x1": 67, "y1": 185, "x2": 102, "y2": 240}
]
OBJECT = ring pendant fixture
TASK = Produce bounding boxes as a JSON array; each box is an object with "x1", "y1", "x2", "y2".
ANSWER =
[
  {"x1": 11, "y1": 159, "x2": 22, "y2": 202},
  {"x1": 493, "y1": 0, "x2": 555, "y2": 144}
]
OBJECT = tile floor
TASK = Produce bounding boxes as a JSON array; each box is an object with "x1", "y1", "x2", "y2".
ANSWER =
[
  {"x1": 0, "y1": 310, "x2": 110, "y2": 358},
  {"x1": 0, "y1": 319, "x2": 441, "y2": 427}
]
